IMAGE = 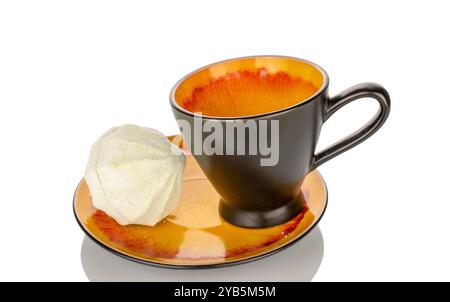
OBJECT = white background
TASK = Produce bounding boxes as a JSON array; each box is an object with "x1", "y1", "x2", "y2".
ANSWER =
[{"x1": 1, "y1": 0, "x2": 449, "y2": 281}]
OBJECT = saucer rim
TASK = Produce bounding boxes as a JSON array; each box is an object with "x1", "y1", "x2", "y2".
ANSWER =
[{"x1": 73, "y1": 171, "x2": 328, "y2": 270}]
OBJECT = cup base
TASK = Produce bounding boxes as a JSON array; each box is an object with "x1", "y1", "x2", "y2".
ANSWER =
[{"x1": 219, "y1": 194, "x2": 305, "y2": 228}]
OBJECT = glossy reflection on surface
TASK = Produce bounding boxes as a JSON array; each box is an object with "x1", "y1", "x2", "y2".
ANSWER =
[{"x1": 81, "y1": 227, "x2": 324, "y2": 281}]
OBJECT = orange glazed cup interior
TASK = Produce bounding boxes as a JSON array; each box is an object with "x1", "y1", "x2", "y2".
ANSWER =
[{"x1": 173, "y1": 56, "x2": 325, "y2": 118}]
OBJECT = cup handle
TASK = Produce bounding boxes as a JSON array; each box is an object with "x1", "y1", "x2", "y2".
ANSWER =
[{"x1": 312, "y1": 82, "x2": 391, "y2": 169}]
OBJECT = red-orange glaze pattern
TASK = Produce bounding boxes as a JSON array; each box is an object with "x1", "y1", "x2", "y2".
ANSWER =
[
  {"x1": 74, "y1": 136, "x2": 327, "y2": 267},
  {"x1": 180, "y1": 68, "x2": 319, "y2": 117}
]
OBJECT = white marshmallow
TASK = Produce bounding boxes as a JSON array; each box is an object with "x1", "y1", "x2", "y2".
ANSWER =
[{"x1": 84, "y1": 124, "x2": 185, "y2": 226}]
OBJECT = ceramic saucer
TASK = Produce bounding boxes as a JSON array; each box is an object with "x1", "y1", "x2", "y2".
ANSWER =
[{"x1": 73, "y1": 135, "x2": 328, "y2": 268}]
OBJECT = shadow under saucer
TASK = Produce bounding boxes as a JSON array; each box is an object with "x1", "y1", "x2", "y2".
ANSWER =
[{"x1": 81, "y1": 227, "x2": 324, "y2": 282}]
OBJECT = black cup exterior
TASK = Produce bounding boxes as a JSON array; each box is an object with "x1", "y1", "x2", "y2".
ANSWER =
[
  {"x1": 170, "y1": 56, "x2": 390, "y2": 228},
  {"x1": 171, "y1": 90, "x2": 327, "y2": 228}
]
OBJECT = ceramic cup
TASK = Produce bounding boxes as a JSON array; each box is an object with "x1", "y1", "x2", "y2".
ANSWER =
[{"x1": 170, "y1": 56, "x2": 390, "y2": 228}]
